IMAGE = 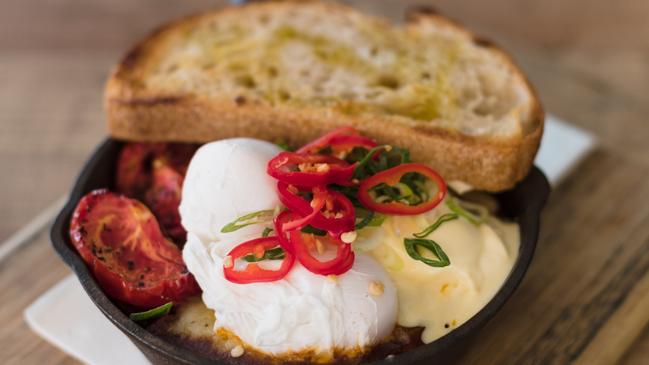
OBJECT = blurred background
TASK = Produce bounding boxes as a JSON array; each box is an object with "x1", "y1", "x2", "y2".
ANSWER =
[{"x1": 1, "y1": 0, "x2": 648, "y2": 364}]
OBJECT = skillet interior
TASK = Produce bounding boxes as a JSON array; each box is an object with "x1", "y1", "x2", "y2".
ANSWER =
[{"x1": 51, "y1": 138, "x2": 550, "y2": 365}]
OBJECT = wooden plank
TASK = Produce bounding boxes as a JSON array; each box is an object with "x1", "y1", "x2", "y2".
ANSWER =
[
  {"x1": 0, "y1": 50, "x2": 109, "y2": 241},
  {"x1": 456, "y1": 151, "x2": 649, "y2": 364},
  {"x1": 576, "y1": 272, "x2": 649, "y2": 365},
  {"x1": 0, "y1": 232, "x2": 76, "y2": 364},
  {"x1": 622, "y1": 326, "x2": 649, "y2": 365}
]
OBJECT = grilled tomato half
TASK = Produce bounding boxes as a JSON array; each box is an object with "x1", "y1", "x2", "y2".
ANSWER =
[
  {"x1": 69, "y1": 189, "x2": 200, "y2": 309},
  {"x1": 145, "y1": 161, "x2": 185, "y2": 243},
  {"x1": 115, "y1": 143, "x2": 197, "y2": 243},
  {"x1": 115, "y1": 143, "x2": 164, "y2": 198}
]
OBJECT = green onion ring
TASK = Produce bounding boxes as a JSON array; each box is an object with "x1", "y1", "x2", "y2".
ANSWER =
[
  {"x1": 404, "y1": 238, "x2": 451, "y2": 267},
  {"x1": 413, "y1": 213, "x2": 459, "y2": 238},
  {"x1": 129, "y1": 302, "x2": 173, "y2": 321}
]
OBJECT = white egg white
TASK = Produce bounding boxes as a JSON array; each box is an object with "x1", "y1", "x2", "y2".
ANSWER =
[
  {"x1": 179, "y1": 138, "x2": 282, "y2": 244},
  {"x1": 180, "y1": 139, "x2": 398, "y2": 357}
]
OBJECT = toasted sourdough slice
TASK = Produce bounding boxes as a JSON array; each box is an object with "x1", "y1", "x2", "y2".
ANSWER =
[{"x1": 106, "y1": 0, "x2": 543, "y2": 191}]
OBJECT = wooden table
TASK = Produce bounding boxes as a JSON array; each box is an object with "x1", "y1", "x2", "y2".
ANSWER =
[{"x1": 2, "y1": 0, "x2": 648, "y2": 364}]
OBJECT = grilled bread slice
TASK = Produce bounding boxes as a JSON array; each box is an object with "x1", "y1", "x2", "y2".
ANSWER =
[{"x1": 105, "y1": 0, "x2": 543, "y2": 191}]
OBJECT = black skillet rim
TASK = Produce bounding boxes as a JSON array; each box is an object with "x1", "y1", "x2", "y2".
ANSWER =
[{"x1": 51, "y1": 138, "x2": 550, "y2": 365}]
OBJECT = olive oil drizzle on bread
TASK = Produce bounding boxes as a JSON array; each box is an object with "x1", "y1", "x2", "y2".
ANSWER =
[{"x1": 106, "y1": 1, "x2": 543, "y2": 191}]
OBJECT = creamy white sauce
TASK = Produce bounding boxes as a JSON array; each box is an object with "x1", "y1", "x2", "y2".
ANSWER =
[{"x1": 354, "y1": 199, "x2": 519, "y2": 343}]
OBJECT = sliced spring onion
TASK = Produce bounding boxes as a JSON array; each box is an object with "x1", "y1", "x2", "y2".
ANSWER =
[
  {"x1": 354, "y1": 210, "x2": 387, "y2": 230},
  {"x1": 412, "y1": 179, "x2": 430, "y2": 202},
  {"x1": 275, "y1": 140, "x2": 292, "y2": 151},
  {"x1": 262, "y1": 227, "x2": 273, "y2": 237},
  {"x1": 221, "y1": 209, "x2": 274, "y2": 233},
  {"x1": 350, "y1": 145, "x2": 410, "y2": 179},
  {"x1": 129, "y1": 302, "x2": 173, "y2": 321},
  {"x1": 370, "y1": 183, "x2": 406, "y2": 203},
  {"x1": 375, "y1": 194, "x2": 393, "y2": 204},
  {"x1": 368, "y1": 213, "x2": 387, "y2": 227},
  {"x1": 353, "y1": 145, "x2": 391, "y2": 177},
  {"x1": 242, "y1": 247, "x2": 286, "y2": 262},
  {"x1": 413, "y1": 213, "x2": 459, "y2": 238},
  {"x1": 355, "y1": 210, "x2": 374, "y2": 230},
  {"x1": 394, "y1": 182, "x2": 414, "y2": 199},
  {"x1": 301, "y1": 225, "x2": 327, "y2": 236},
  {"x1": 404, "y1": 238, "x2": 450, "y2": 267},
  {"x1": 446, "y1": 198, "x2": 484, "y2": 225},
  {"x1": 367, "y1": 177, "x2": 429, "y2": 206}
]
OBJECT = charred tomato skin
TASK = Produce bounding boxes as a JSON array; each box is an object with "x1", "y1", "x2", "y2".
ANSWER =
[
  {"x1": 115, "y1": 143, "x2": 166, "y2": 198},
  {"x1": 145, "y1": 160, "x2": 186, "y2": 243},
  {"x1": 115, "y1": 143, "x2": 197, "y2": 243},
  {"x1": 69, "y1": 189, "x2": 200, "y2": 309}
]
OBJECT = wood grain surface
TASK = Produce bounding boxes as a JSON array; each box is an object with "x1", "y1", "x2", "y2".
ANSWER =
[{"x1": 1, "y1": 0, "x2": 648, "y2": 364}]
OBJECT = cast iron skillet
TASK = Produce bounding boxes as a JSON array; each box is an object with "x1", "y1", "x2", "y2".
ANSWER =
[{"x1": 51, "y1": 139, "x2": 550, "y2": 365}]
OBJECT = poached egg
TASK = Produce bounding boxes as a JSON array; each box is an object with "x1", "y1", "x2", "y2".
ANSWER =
[{"x1": 180, "y1": 138, "x2": 398, "y2": 358}]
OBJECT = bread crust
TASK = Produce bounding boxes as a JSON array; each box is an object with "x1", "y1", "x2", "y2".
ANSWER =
[{"x1": 105, "y1": 1, "x2": 544, "y2": 192}]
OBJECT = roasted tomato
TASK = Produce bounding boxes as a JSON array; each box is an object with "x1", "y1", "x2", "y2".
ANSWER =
[
  {"x1": 69, "y1": 189, "x2": 200, "y2": 309},
  {"x1": 115, "y1": 143, "x2": 197, "y2": 243},
  {"x1": 163, "y1": 143, "x2": 197, "y2": 176},
  {"x1": 115, "y1": 143, "x2": 165, "y2": 198},
  {"x1": 145, "y1": 160, "x2": 185, "y2": 243}
]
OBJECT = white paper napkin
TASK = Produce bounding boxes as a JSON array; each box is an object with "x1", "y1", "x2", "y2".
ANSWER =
[
  {"x1": 535, "y1": 115, "x2": 595, "y2": 184},
  {"x1": 25, "y1": 275, "x2": 150, "y2": 365},
  {"x1": 24, "y1": 114, "x2": 595, "y2": 365}
]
